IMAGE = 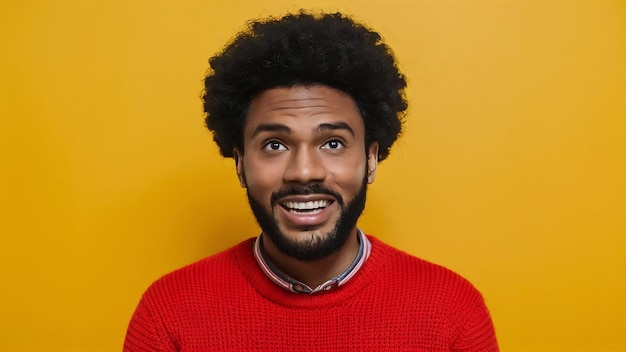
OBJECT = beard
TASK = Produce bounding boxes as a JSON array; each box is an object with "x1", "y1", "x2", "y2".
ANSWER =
[{"x1": 246, "y1": 174, "x2": 368, "y2": 262}]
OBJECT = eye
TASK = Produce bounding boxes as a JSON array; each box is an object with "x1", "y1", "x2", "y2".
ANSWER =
[
  {"x1": 264, "y1": 140, "x2": 287, "y2": 151},
  {"x1": 321, "y1": 139, "x2": 344, "y2": 150}
]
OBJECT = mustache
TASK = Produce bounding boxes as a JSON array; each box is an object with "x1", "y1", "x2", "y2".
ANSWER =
[{"x1": 270, "y1": 184, "x2": 343, "y2": 207}]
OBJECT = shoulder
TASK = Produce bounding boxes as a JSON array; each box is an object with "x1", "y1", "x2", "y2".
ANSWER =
[
  {"x1": 125, "y1": 239, "x2": 259, "y2": 347},
  {"x1": 141, "y1": 238, "x2": 255, "y2": 304},
  {"x1": 367, "y1": 235, "x2": 484, "y2": 305},
  {"x1": 365, "y1": 236, "x2": 498, "y2": 348},
  {"x1": 366, "y1": 236, "x2": 496, "y2": 341}
]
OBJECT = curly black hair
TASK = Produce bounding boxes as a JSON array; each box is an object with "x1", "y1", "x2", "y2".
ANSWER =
[{"x1": 202, "y1": 11, "x2": 408, "y2": 161}]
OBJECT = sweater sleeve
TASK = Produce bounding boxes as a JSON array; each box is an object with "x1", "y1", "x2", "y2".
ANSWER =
[
  {"x1": 123, "y1": 295, "x2": 178, "y2": 352},
  {"x1": 451, "y1": 295, "x2": 499, "y2": 352}
]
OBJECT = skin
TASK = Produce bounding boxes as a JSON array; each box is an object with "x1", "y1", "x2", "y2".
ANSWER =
[{"x1": 233, "y1": 85, "x2": 378, "y2": 288}]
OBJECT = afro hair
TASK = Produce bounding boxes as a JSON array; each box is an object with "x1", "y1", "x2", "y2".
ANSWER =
[{"x1": 202, "y1": 11, "x2": 408, "y2": 161}]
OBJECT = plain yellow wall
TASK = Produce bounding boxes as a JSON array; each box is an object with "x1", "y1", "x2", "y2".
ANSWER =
[{"x1": 1, "y1": 0, "x2": 625, "y2": 351}]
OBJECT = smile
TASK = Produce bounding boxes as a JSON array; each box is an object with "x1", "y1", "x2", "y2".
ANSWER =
[{"x1": 281, "y1": 200, "x2": 333, "y2": 214}]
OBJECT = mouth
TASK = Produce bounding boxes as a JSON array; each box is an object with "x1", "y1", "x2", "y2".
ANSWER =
[{"x1": 280, "y1": 199, "x2": 334, "y2": 215}]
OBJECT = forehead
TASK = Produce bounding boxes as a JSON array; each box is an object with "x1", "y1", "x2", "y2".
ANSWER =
[{"x1": 244, "y1": 85, "x2": 364, "y2": 137}]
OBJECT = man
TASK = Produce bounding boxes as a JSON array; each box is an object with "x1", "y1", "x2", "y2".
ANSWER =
[{"x1": 125, "y1": 11, "x2": 498, "y2": 351}]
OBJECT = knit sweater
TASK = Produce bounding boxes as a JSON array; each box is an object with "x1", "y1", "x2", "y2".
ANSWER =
[{"x1": 124, "y1": 236, "x2": 498, "y2": 351}]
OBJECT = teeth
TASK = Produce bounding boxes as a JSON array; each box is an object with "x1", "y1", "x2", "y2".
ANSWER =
[{"x1": 283, "y1": 200, "x2": 330, "y2": 210}]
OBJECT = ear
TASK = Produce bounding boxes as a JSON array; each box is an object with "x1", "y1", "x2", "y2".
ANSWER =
[
  {"x1": 233, "y1": 148, "x2": 247, "y2": 188},
  {"x1": 366, "y1": 142, "x2": 379, "y2": 184}
]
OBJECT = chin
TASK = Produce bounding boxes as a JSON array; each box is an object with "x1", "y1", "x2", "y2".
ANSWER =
[{"x1": 267, "y1": 224, "x2": 350, "y2": 262}]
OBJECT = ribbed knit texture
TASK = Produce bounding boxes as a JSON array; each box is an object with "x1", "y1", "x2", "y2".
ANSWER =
[{"x1": 124, "y1": 236, "x2": 498, "y2": 351}]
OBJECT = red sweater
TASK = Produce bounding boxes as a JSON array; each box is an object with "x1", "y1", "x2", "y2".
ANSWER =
[{"x1": 124, "y1": 236, "x2": 498, "y2": 351}]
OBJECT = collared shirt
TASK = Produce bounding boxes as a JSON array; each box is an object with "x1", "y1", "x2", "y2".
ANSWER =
[{"x1": 253, "y1": 229, "x2": 372, "y2": 294}]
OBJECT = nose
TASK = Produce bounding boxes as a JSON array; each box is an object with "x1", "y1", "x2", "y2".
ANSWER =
[{"x1": 283, "y1": 147, "x2": 327, "y2": 184}]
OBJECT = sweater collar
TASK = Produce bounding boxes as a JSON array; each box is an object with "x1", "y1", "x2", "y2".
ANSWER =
[{"x1": 253, "y1": 230, "x2": 372, "y2": 294}]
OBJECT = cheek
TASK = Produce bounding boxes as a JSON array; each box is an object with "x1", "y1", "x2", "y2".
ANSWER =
[
  {"x1": 327, "y1": 161, "x2": 367, "y2": 194},
  {"x1": 243, "y1": 161, "x2": 282, "y2": 195}
]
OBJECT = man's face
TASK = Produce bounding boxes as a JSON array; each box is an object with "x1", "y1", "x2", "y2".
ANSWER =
[{"x1": 234, "y1": 85, "x2": 378, "y2": 261}]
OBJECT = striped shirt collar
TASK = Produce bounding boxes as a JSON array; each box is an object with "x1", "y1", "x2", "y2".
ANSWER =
[{"x1": 253, "y1": 230, "x2": 372, "y2": 294}]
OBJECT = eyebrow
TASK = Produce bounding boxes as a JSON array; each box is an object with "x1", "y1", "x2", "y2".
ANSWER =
[
  {"x1": 251, "y1": 124, "x2": 292, "y2": 139},
  {"x1": 317, "y1": 122, "x2": 355, "y2": 137},
  {"x1": 251, "y1": 122, "x2": 356, "y2": 139}
]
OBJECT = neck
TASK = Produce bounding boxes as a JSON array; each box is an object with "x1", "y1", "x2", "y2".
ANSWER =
[{"x1": 261, "y1": 229, "x2": 360, "y2": 289}]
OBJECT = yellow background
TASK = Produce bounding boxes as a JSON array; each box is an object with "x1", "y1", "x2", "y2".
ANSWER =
[{"x1": 1, "y1": 0, "x2": 625, "y2": 351}]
